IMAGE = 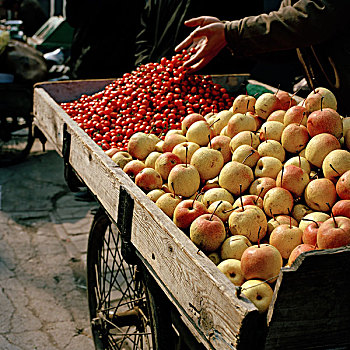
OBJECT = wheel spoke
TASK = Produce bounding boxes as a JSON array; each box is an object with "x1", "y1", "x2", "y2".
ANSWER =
[{"x1": 87, "y1": 209, "x2": 154, "y2": 349}]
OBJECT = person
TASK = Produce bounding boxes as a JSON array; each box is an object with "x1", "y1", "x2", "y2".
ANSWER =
[
  {"x1": 175, "y1": 0, "x2": 350, "y2": 116},
  {"x1": 65, "y1": 0, "x2": 143, "y2": 80},
  {"x1": 135, "y1": 1, "x2": 265, "y2": 75}
]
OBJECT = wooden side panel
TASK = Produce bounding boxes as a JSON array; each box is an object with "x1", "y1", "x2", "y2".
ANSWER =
[
  {"x1": 34, "y1": 79, "x2": 115, "y2": 103},
  {"x1": 33, "y1": 88, "x2": 67, "y2": 155},
  {"x1": 265, "y1": 247, "x2": 350, "y2": 349}
]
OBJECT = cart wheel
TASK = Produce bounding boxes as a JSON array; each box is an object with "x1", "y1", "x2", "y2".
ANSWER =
[
  {"x1": 87, "y1": 207, "x2": 157, "y2": 349},
  {"x1": 87, "y1": 207, "x2": 203, "y2": 350},
  {"x1": 0, "y1": 114, "x2": 34, "y2": 167}
]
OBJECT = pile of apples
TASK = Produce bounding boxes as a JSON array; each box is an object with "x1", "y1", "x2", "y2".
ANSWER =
[{"x1": 106, "y1": 86, "x2": 350, "y2": 313}]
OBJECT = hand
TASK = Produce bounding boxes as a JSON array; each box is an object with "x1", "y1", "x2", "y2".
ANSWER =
[{"x1": 175, "y1": 17, "x2": 227, "y2": 73}]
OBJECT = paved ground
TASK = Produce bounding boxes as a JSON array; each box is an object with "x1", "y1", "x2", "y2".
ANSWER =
[{"x1": 0, "y1": 140, "x2": 97, "y2": 349}]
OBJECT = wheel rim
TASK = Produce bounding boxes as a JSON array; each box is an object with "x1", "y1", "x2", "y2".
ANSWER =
[{"x1": 87, "y1": 210, "x2": 153, "y2": 349}]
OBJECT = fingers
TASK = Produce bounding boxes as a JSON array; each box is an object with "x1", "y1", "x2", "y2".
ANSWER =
[
  {"x1": 183, "y1": 16, "x2": 208, "y2": 28},
  {"x1": 185, "y1": 56, "x2": 212, "y2": 74},
  {"x1": 175, "y1": 35, "x2": 193, "y2": 52},
  {"x1": 175, "y1": 27, "x2": 206, "y2": 52}
]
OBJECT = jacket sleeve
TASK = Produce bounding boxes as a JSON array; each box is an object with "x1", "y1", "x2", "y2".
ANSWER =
[{"x1": 224, "y1": 0, "x2": 350, "y2": 57}]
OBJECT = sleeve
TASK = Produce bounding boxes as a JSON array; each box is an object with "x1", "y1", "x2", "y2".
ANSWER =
[
  {"x1": 134, "y1": 0, "x2": 154, "y2": 66},
  {"x1": 65, "y1": 0, "x2": 95, "y2": 28},
  {"x1": 224, "y1": 0, "x2": 350, "y2": 57}
]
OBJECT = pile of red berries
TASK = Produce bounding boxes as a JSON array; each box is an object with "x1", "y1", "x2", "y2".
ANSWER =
[{"x1": 61, "y1": 49, "x2": 234, "y2": 151}]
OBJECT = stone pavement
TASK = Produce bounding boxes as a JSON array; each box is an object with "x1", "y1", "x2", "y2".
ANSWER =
[{"x1": 0, "y1": 139, "x2": 98, "y2": 349}]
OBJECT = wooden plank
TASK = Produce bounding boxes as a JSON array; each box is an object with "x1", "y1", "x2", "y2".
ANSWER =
[
  {"x1": 33, "y1": 79, "x2": 261, "y2": 350},
  {"x1": 265, "y1": 247, "x2": 350, "y2": 349},
  {"x1": 34, "y1": 79, "x2": 115, "y2": 103}
]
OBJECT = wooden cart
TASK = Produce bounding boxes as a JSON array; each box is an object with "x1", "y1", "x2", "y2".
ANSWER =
[{"x1": 33, "y1": 79, "x2": 350, "y2": 350}]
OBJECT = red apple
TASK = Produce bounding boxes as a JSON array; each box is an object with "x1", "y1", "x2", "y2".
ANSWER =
[
  {"x1": 155, "y1": 152, "x2": 182, "y2": 180},
  {"x1": 123, "y1": 159, "x2": 146, "y2": 180},
  {"x1": 249, "y1": 177, "x2": 276, "y2": 198},
  {"x1": 307, "y1": 108, "x2": 343, "y2": 139},
  {"x1": 181, "y1": 113, "x2": 206, "y2": 134},
  {"x1": 317, "y1": 216, "x2": 350, "y2": 249},
  {"x1": 173, "y1": 199, "x2": 209, "y2": 230},
  {"x1": 210, "y1": 135, "x2": 232, "y2": 163},
  {"x1": 283, "y1": 105, "x2": 307, "y2": 126},
  {"x1": 135, "y1": 168, "x2": 163, "y2": 192},
  {"x1": 189, "y1": 213, "x2": 226, "y2": 252},
  {"x1": 281, "y1": 123, "x2": 309, "y2": 154},
  {"x1": 336, "y1": 170, "x2": 350, "y2": 200},
  {"x1": 287, "y1": 243, "x2": 315, "y2": 266},
  {"x1": 301, "y1": 219, "x2": 323, "y2": 246},
  {"x1": 240, "y1": 243, "x2": 283, "y2": 283},
  {"x1": 276, "y1": 90, "x2": 297, "y2": 110},
  {"x1": 304, "y1": 178, "x2": 337, "y2": 212},
  {"x1": 332, "y1": 200, "x2": 350, "y2": 218},
  {"x1": 233, "y1": 195, "x2": 264, "y2": 210},
  {"x1": 162, "y1": 133, "x2": 187, "y2": 153},
  {"x1": 267, "y1": 110, "x2": 286, "y2": 123},
  {"x1": 276, "y1": 165, "x2": 309, "y2": 198}
]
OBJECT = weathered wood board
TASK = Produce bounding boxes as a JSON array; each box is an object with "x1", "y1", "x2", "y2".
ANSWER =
[{"x1": 33, "y1": 78, "x2": 349, "y2": 350}]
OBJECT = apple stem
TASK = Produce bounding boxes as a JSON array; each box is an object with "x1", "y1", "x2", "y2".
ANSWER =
[
  {"x1": 264, "y1": 127, "x2": 268, "y2": 143},
  {"x1": 208, "y1": 134, "x2": 212, "y2": 148},
  {"x1": 281, "y1": 166, "x2": 284, "y2": 187},
  {"x1": 246, "y1": 100, "x2": 250, "y2": 112},
  {"x1": 256, "y1": 187, "x2": 264, "y2": 205},
  {"x1": 270, "y1": 208, "x2": 276, "y2": 220},
  {"x1": 194, "y1": 191, "x2": 200, "y2": 202},
  {"x1": 191, "y1": 195, "x2": 196, "y2": 209},
  {"x1": 299, "y1": 112, "x2": 306, "y2": 126},
  {"x1": 320, "y1": 96, "x2": 324, "y2": 111},
  {"x1": 239, "y1": 184, "x2": 244, "y2": 211},
  {"x1": 171, "y1": 182, "x2": 176, "y2": 198},
  {"x1": 210, "y1": 200, "x2": 222, "y2": 221},
  {"x1": 209, "y1": 118, "x2": 220, "y2": 129},
  {"x1": 250, "y1": 132, "x2": 253, "y2": 147},
  {"x1": 329, "y1": 163, "x2": 341, "y2": 176},
  {"x1": 301, "y1": 218, "x2": 319, "y2": 228},
  {"x1": 223, "y1": 206, "x2": 239, "y2": 214},
  {"x1": 298, "y1": 155, "x2": 301, "y2": 168},
  {"x1": 287, "y1": 208, "x2": 292, "y2": 228},
  {"x1": 274, "y1": 84, "x2": 280, "y2": 96},
  {"x1": 242, "y1": 150, "x2": 255, "y2": 165},
  {"x1": 257, "y1": 226, "x2": 262, "y2": 248},
  {"x1": 326, "y1": 202, "x2": 338, "y2": 228}
]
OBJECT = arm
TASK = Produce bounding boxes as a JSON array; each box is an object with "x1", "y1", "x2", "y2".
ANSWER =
[
  {"x1": 225, "y1": 0, "x2": 350, "y2": 56},
  {"x1": 176, "y1": 0, "x2": 349, "y2": 72}
]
